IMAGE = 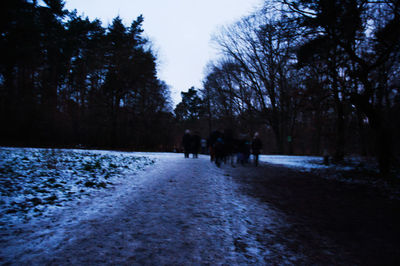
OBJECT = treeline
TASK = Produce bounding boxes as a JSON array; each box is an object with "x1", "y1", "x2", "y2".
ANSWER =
[
  {"x1": 0, "y1": 0, "x2": 174, "y2": 150},
  {"x1": 2, "y1": 0, "x2": 400, "y2": 174},
  {"x1": 175, "y1": 0, "x2": 400, "y2": 174}
]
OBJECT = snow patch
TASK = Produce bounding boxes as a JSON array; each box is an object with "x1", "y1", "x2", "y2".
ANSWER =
[
  {"x1": 259, "y1": 155, "x2": 382, "y2": 173},
  {"x1": 259, "y1": 155, "x2": 335, "y2": 171},
  {"x1": 0, "y1": 147, "x2": 155, "y2": 226}
]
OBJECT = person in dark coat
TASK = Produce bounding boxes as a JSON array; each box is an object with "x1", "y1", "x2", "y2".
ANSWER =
[
  {"x1": 251, "y1": 132, "x2": 263, "y2": 166},
  {"x1": 191, "y1": 132, "x2": 201, "y2": 158},
  {"x1": 222, "y1": 128, "x2": 236, "y2": 167},
  {"x1": 208, "y1": 130, "x2": 221, "y2": 162},
  {"x1": 237, "y1": 133, "x2": 250, "y2": 165},
  {"x1": 182, "y1": 129, "x2": 191, "y2": 158},
  {"x1": 214, "y1": 134, "x2": 224, "y2": 167}
]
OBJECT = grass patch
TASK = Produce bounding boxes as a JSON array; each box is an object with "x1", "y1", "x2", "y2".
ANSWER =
[
  {"x1": 44, "y1": 195, "x2": 58, "y2": 204},
  {"x1": 0, "y1": 147, "x2": 154, "y2": 221},
  {"x1": 30, "y1": 197, "x2": 42, "y2": 206},
  {"x1": 84, "y1": 181, "x2": 96, "y2": 187},
  {"x1": 97, "y1": 182, "x2": 107, "y2": 188}
]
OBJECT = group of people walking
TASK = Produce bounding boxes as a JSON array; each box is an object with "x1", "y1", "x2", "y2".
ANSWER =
[
  {"x1": 182, "y1": 129, "x2": 263, "y2": 167},
  {"x1": 182, "y1": 130, "x2": 201, "y2": 158}
]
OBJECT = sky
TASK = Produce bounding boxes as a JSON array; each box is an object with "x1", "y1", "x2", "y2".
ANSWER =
[{"x1": 63, "y1": 0, "x2": 263, "y2": 106}]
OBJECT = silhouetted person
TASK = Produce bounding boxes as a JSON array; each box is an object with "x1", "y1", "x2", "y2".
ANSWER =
[
  {"x1": 323, "y1": 148, "x2": 330, "y2": 165},
  {"x1": 208, "y1": 130, "x2": 221, "y2": 162},
  {"x1": 182, "y1": 129, "x2": 191, "y2": 158},
  {"x1": 201, "y1": 138, "x2": 207, "y2": 154},
  {"x1": 237, "y1": 134, "x2": 251, "y2": 165},
  {"x1": 252, "y1": 132, "x2": 263, "y2": 166},
  {"x1": 214, "y1": 134, "x2": 224, "y2": 167},
  {"x1": 191, "y1": 132, "x2": 201, "y2": 158},
  {"x1": 223, "y1": 128, "x2": 236, "y2": 166}
]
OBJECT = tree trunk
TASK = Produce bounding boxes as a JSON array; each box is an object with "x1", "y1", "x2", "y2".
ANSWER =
[
  {"x1": 352, "y1": 91, "x2": 393, "y2": 177},
  {"x1": 272, "y1": 118, "x2": 284, "y2": 154},
  {"x1": 334, "y1": 102, "x2": 345, "y2": 162},
  {"x1": 330, "y1": 62, "x2": 345, "y2": 162},
  {"x1": 376, "y1": 125, "x2": 392, "y2": 177}
]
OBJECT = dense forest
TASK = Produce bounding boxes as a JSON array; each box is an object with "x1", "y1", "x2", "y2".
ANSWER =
[
  {"x1": 1, "y1": 0, "x2": 399, "y2": 175},
  {"x1": 0, "y1": 0, "x2": 174, "y2": 150}
]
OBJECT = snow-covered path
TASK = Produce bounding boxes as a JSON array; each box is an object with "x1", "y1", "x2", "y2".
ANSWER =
[{"x1": 1, "y1": 154, "x2": 299, "y2": 265}]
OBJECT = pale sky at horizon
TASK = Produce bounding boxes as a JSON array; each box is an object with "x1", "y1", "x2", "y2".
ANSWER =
[{"x1": 64, "y1": 0, "x2": 263, "y2": 106}]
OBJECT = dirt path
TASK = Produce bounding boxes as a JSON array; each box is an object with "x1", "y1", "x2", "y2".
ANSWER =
[
  {"x1": 226, "y1": 163, "x2": 400, "y2": 265},
  {"x1": 2, "y1": 155, "x2": 399, "y2": 265}
]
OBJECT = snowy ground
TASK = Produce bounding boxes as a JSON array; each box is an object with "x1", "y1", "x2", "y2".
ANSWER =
[
  {"x1": 0, "y1": 148, "x2": 375, "y2": 223},
  {"x1": 260, "y1": 154, "x2": 400, "y2": 200},
  {"x1": 0, "y1": 147, "x2": 394, "y2": 264},
  {"x1": 0, "y1": 147, "x2": 155, "y2": 226},
  {"x1": 0, "y1": 148, "x2": 349, "y2": 228},
  {"x1": 0, "y1": 148, "x2": 301, "y2": 264},
  {"x1": 259, "y1": 154, "x2": 375, "y2": 172}
]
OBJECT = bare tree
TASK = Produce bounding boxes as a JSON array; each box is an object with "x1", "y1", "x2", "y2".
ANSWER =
[{"x1": 213, "y1": 14, "x2": 299, "y2": 153}]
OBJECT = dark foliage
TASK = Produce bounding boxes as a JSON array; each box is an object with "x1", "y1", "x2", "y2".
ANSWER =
[
  {"x1": 173, "y1": 0, "x2": 399, "y2": 176},
  {"x1": 0, "y1": 0, "x2": 174, "y2": 151}
]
